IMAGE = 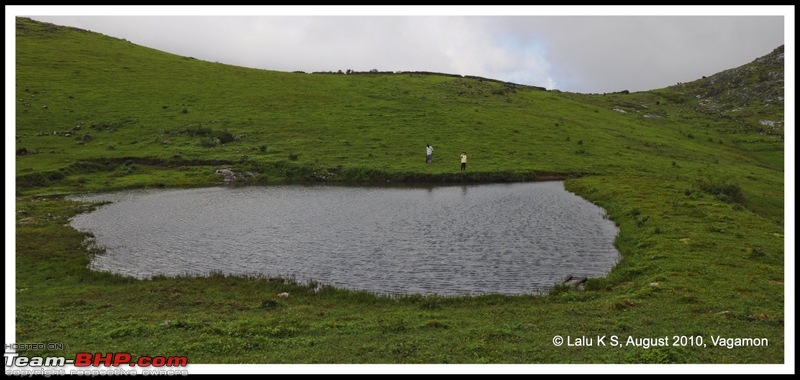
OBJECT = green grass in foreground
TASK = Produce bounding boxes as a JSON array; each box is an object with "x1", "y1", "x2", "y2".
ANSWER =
[
  {"x1": 13, "y1": 18, "x2": 785, "y2": 364},
  {"x1": 15, "y1": 187, "x2": 784, "y2": 364}
]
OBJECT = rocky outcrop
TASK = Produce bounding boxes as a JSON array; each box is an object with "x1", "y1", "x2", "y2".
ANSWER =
[{"x1": 215, "y1": 168, "x2": 255, "y2": 185}]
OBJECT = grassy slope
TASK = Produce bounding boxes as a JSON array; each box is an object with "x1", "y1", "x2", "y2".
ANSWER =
[{"x1": 13, "y1": 18, "x2": 786, "y2": 364}]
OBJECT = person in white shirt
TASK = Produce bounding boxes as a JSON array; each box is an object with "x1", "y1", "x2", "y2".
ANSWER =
[{"x1": 426, "y1": 144, "x2": 434, "y2": 164}]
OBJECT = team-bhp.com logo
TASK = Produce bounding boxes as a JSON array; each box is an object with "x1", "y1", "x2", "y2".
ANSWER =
[{"x1": 5, "y1": 351, "x2": 189, "y2": 376}]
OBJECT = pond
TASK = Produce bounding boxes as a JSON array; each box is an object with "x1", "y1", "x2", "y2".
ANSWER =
[{"x1": 69, "y1": 181, "x2": 619, "y2": 296}]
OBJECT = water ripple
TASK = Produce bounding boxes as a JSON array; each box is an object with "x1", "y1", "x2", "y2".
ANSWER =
[{"x1": 69, "y1": 182, "x2": 619, "y2": 295}]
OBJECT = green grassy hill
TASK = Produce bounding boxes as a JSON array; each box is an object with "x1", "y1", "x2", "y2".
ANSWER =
[{"x1": 13, "y1": 17, "x2": 786, "y2": 365}]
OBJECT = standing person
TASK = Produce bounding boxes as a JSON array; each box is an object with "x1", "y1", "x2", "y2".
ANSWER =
[
  {"x1": 426, "y1": 144, "x2": 434, "y2": 164},
  {"x1": 460, "y1": 152, "x2": 467, "y2": 171}
]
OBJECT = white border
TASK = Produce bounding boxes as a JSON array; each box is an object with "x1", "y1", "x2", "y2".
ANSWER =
[{"x1": 6, "y1": 5, "x2": 794, "y2": 375}]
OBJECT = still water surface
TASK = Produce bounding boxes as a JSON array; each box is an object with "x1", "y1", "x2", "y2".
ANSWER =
[{"x1": 69, "y1": 181, "x2": 619, "y2": 295}]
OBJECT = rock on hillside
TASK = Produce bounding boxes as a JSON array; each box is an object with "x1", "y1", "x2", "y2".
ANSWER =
[{"x1": 668, "y1": 45, "x2": 784, "y2": 136}]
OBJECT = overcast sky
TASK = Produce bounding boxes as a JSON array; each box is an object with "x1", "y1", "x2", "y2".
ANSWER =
[{"x1": 10, "y1": 6, "x2": 791, "y2": 94}]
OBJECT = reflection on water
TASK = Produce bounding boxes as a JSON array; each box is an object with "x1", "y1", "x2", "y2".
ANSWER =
[{"x1": 69, "y1": 182, "x2": 619, "y2": 295}]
